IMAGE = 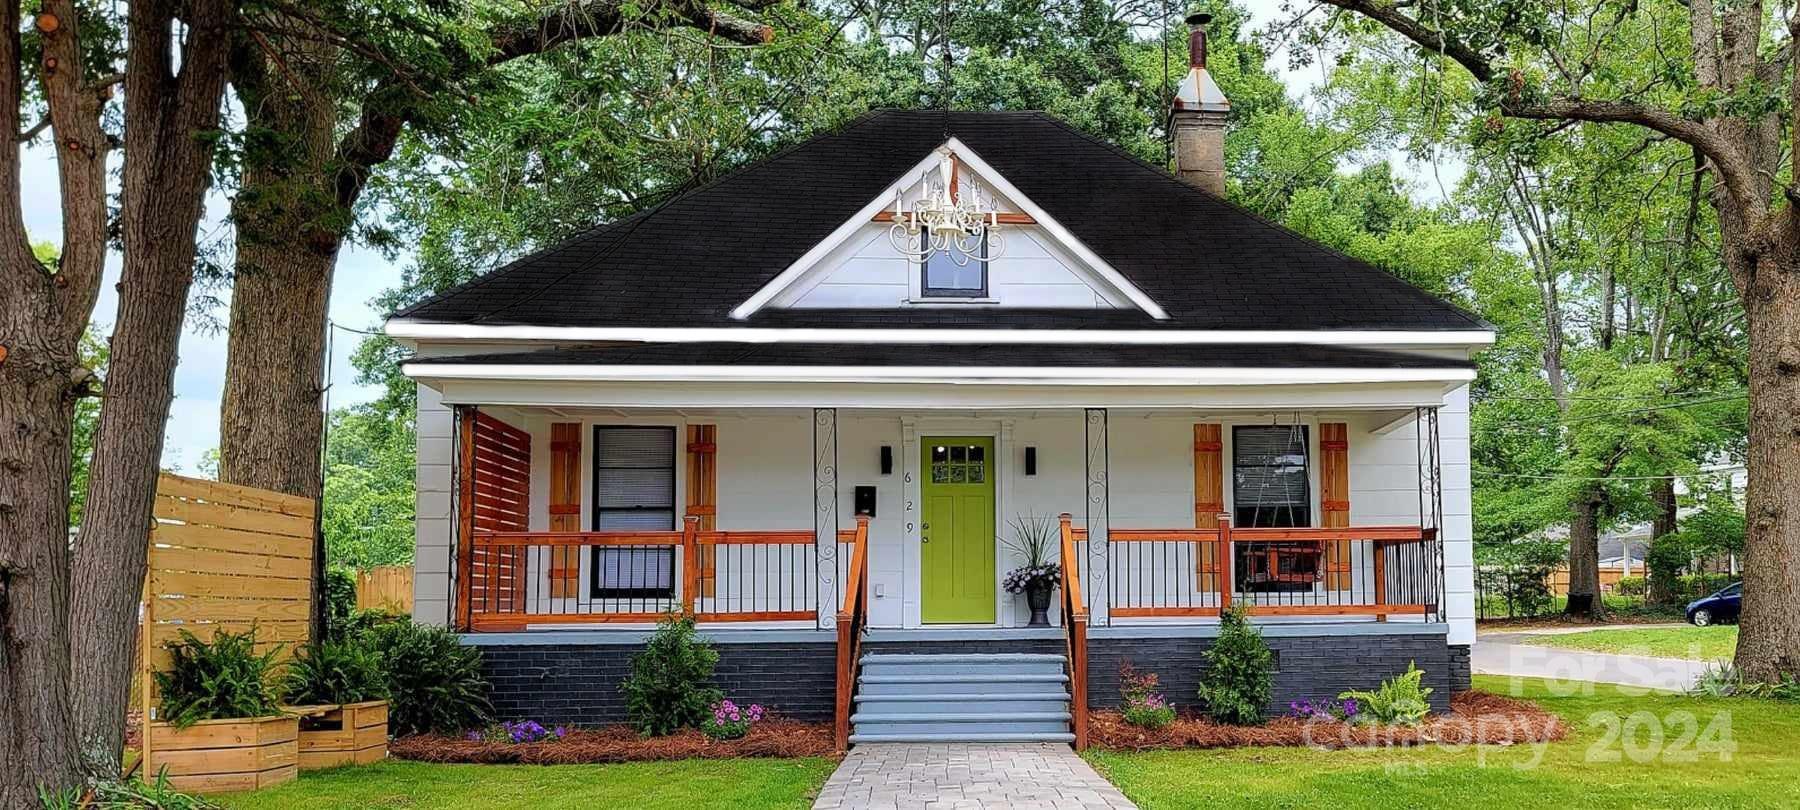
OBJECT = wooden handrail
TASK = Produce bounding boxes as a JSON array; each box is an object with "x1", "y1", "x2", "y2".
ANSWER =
[
  {"x1": 472, "y1": 528, "x2": 858, "y2": 548},
  {"x1": 1091, "y1": 525, "x2": 1426, "y2": 543},
  {"x1": 834, "y1": 516, "x2": 871, "y2": 751},
  {"x1": 1058, "y1": 513, "x2": 1088, "y2": 750}
]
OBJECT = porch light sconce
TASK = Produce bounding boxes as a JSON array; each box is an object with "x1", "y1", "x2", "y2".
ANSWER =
[
  {"x1": 880, "y1": 445, "x2": 893, "y2": 475},
  {"x1": 1024, "y1": 446, "x2": 1038, "y2": 476}
]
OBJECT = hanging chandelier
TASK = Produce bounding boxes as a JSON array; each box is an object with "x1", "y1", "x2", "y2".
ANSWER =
[{"x1": 886, "y1": 148, "x2": 1007, "y2": 266}]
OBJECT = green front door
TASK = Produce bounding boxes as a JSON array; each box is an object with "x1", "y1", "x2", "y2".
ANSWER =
[{"x1": 920, "y1": 437, "x2": 996, "y2": 624}]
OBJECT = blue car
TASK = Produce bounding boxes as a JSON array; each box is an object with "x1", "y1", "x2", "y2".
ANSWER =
[{"x1": 1686, "y1": 582, "x2": 1742, "y2": 626}]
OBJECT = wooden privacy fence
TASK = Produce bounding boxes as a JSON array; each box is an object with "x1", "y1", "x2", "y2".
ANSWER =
[
  {"x1": 354, "y1": 565, "x2": 414, "y2": 614},
  {"x1": 140, "y1": 473, "x2": 317, "y2": 786}
]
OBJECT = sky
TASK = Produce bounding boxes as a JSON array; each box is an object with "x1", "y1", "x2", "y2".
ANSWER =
[{"x1": 19, "y1": 0, "x2": 1432, "y2": 471}]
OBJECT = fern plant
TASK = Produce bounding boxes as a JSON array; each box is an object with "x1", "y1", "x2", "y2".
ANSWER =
[
  {"x1": 622, "y1": 611, "x2": 723, "y2": 736},
  {"x1": 1197, "y1": 606, "x2": 1274, "y2": 725},
  {"x1": 280, "y1": 638, "x2": 389, "y2": 706},
  {"x1": 153, "y1": 628, "x2": 282, "y2": 729},
  {"x1": 1339, "y1": 661, "x2": 1433, "y2": 725}
]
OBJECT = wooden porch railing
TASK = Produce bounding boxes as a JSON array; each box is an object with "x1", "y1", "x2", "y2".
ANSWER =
[
  {"x1": 460, "y1": 517, "x2": 862, "y2": 631},
  {"x1": 834, "y1": 515, "x2": 872, "y2": 751},
  {"x1": 1058, "y1": 513, "x2": 1089, "y2": 751},
  {"x1": 1094, "y1": 518, "x2": 1441, "y2": 620}
]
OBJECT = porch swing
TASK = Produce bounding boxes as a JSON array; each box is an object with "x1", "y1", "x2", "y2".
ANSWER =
[{"x1": 1235, "y1": 415, "x2": 1324, "y2": 594}]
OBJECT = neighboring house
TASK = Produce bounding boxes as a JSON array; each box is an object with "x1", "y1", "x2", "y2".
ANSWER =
[{"x1": 389, "y1": 22, "x2": 1489, "y2": 746}]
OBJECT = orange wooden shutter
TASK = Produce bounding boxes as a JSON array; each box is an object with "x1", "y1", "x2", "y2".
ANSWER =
[
  {"x1": 548, "y1": 423, "x2": 582, "y2": 598},
  {"x1": 1320, "y1": 422, "x2": 1352, "y2": 589},
  {"x1": 686, "y1": 425, "x2": 718, "y2": 597},
  {"x1": 1193, "y1": 424, "x2": 1224, "y2": 591}
]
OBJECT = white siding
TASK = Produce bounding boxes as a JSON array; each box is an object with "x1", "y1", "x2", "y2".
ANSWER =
[
  {"x1": 413, "y1": 384, "x2": 454, "y2": 626},
  {"x1": 783, "y1": 226, "x2": 1124, "y2": 310}
]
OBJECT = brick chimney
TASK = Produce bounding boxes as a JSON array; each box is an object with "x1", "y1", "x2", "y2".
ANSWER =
[{"x1": 1169, "y1": 12, "x2": 1230, "y2": 195}]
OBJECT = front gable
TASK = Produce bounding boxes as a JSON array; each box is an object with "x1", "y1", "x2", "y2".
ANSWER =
[{"x1": 731, "y1": 138, "x2": 1169, "y2": 319}]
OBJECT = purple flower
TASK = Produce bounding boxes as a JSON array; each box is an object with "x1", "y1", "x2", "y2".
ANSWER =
[{"x1": 1342, "y1": 698, "x2": 1359, "y2": 718}]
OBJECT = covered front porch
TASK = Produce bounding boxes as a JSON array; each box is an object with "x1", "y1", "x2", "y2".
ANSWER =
[{"x1": 436, "y1": 403, "x2": 1449, "y2": 634}]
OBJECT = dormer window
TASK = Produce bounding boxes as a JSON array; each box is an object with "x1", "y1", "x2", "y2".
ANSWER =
[{"x1": 920, "y1": 231, "x2": 988, "y2": 298}]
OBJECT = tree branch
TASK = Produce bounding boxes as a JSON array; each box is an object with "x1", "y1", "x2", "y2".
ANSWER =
[
  {"x1": 488, "y1": 0, "x2": 773, "y2": 64},
  {"x1": 1314, "y1": 0, "x2": 1764, "y2": 218}
]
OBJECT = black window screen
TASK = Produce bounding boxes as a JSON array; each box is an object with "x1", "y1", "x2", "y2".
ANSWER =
[
  {"x1": 591, "y1": 426, "x2": 676, "y2": 598},
  {"x1": 1232, "y1": 425, "x2": 1311, "y2": 528}
]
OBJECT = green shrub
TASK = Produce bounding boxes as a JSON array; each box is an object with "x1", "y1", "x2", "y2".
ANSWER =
[
  {"x1": 1196, "y1": 606, "x2": 1273, "y2": 726},
  {"x1": 322, "y1": 565, "x2": 358, "y2": 640},
  {"x1": 1678, "y1": 573, "x2": 1736, "y2": 598},
  {"x1": 154, "y1": 628, "x2": 282, "y2": 729},
  {"x1": 1339, "y1": 661, "x2": 1433, "y2": 725},
  {"x1": 368, "y1": 621, "x2": 491, "y2": 736},
  {"x1": 1614, "y1": 576, "x2": 1647, "y2": 596},
  {"x1": 336, "y1": 607, "x2": 410, "y2": 640},
  {"x1": 622, "y1": 611, "x2": 722, "y2": 736},
  {"x1": 280, "y1": 637, "x2": 389, "y2": 706}
]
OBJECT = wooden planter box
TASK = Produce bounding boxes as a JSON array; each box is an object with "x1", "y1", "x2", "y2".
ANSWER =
[
  {"x1": 287, "y1": 700, "x2": 389, "y2": 770},
  {"x1": 143, "y1": 715, "x2": 298, "y2": 793}
]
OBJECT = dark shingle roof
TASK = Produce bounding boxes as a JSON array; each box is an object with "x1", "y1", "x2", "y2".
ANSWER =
[
  {"x1": 405, "y1": 343, "x2": 1474, "y2": 370},
  {"x1": 394, "y1": 110, "x2": 1487, "y2": 333}
]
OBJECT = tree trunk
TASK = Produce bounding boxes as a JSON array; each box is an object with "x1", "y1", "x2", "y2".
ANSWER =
[
  {"x1": 1734, "y1": 217, "x2": 1800, "y2": 683},
  {"x1": 217, "y1": 246, "x2": 335, "y2": 499},
  {"x1": 0, "y1": 295, "x2": 83, "y2": 806},
  {"x1": 66, "y1": 0, "x2": 234, "y2": 774},
  {"x1": 217, "y1": 33, "x2": 341, "y2": 502},
  {"x1": 1565, "y1": 491, "x2": 1608, "y2": 619},
  {"x1": 1647, "y1": 474, "x2": 1681, "y2": 605}
]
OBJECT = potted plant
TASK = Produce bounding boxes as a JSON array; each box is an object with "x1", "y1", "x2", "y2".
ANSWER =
[
  {"x1": 145, "y1": 628, "x2": 298, "y2": 793},
  {"x1": 280, "y1": 637, "x2": 391, "y2": 769},
  {"x1": 1001, "y1": 514, "x2": 1062, "y2": 627}
]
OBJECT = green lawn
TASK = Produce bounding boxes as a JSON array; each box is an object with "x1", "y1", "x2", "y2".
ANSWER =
[
  {"x1": 1519, "y1": 626, "x2": 1737, "y2": 661},
  {"x1": 221, "y1": 757, "x2": 838, "y2": 810},
  {"x1": 1087, "y1": 675, "x2": 1800, "y2": 809}
]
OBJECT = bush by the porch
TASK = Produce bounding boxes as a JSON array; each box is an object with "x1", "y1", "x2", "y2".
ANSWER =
[
  {"x1": 367, "y1": 621, "x2": 490, "y2": 736},
  {"x1": 1195, "y1": 607, "x2": 1273, "y2": 725},
  {"x1": 622, "y1": 612, "x2": 724, "y2": 736}
]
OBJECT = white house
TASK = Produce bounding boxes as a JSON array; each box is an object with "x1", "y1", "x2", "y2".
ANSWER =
[{"x1": 387, "y1": 20, "x2": 1489, "y2": 748}]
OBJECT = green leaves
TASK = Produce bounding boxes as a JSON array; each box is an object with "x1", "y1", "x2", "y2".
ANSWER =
[
  {"x1": 1197, "y1": 607, "x2": 1274, "y2": 726},
  {"x1": 1338, "y1": 661, "x2": 1433, "y2": 726},
  {"x1": 154, "y1": 628, "x2": 284, "y2": 729},
  {"x1": 622, "y1": 611, "x2": 723, "y2": 736},
  {"x1": 281, "y1": 638, "x2": 390, "y2": 706},
  {"x1": 368, "y1": 621, "x2": 493, "y2": 736}
]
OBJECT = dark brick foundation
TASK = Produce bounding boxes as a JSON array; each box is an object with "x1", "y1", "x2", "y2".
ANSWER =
[
  {"x1": 477, "y1": 640, "x2": 836, "y2": 726},
  {"x1": 1448, "y1": 643, "x2": 1472, "y2": 692},
  {"x1": 1087, "y1": 630, "x2": 1454, "y2": 715}
]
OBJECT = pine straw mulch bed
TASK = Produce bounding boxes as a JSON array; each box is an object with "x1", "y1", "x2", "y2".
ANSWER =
[
  {"x1": 1091, "y1": 690, "x2": 1567, "y2": 751},
  {"x1": 390, "y1": 719, "x2": 836, "y2": 765}
]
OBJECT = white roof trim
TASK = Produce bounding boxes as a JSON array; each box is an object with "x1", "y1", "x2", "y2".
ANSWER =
[
  {"x1": 381, "y1": 321, "x2": 1496, "y2": 347},
  {"x1": 403, "y1": 362, "x2": 1476, "y2": 387},
  {"x1": 727, "y1": 137, "x2": 1168, "y2": 321}
]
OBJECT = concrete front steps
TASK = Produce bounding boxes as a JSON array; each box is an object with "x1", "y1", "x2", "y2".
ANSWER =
[{"x1": 848, "y1": 653, "x2": 1074, "y2": 744}]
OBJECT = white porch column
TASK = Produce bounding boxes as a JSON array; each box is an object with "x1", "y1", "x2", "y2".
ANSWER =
[
  {"x1": 815, "y1": 407, "x2": 839, "y2": 629},
  {"x1": 1084, "y1": 408, "x2": 1110, "y2": 625}
]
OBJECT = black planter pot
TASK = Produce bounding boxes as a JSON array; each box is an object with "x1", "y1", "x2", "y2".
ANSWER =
[{"x1": 1025, "y1": 581, "x2": 1055, "y2": 627}]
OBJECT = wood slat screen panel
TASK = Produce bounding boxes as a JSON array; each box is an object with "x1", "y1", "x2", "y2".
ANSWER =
[
  {"x1": 471, "y1": 412, "x2": 532, "y2": 614},
  {"x1": 141, "y1": 473, "x2": 319, "y2": 768}
]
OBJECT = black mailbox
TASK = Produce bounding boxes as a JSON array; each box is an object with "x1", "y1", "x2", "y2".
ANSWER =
[{"x1": 854, "y1": 485, "x2": 877, "y2": 517}]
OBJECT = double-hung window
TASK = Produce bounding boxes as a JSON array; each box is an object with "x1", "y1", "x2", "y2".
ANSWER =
[
  {"x1": 1232, "y1": 425, "x2": 1316, "y2": 592},
  {"x1": 919, "y1": 231, "x2": 988, "y2": 297},
  {"x1": 590, "y1": 426, "x2": 677, "y2": 598},
  {"x1": 1231, "y1": 425, "x2": 1312, "y2": 528}
]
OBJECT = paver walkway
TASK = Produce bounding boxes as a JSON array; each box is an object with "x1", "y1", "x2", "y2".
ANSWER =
[
  {"x1": 1474, "y1": 634, "x2": 1711, "y2": 692},
  {"x1": 813, "y1": 743, "x2": 1137, "y2": 809}
]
